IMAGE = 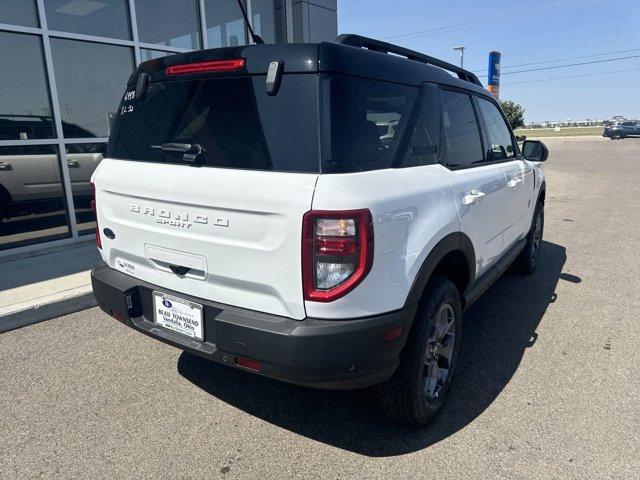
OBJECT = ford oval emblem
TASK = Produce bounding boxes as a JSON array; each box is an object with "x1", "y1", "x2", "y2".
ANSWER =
[
  {"x1": 103, "y1": 227, "x2": 116, "y2": 239},
  {"x1": 162, "y1": 299, "x2": 172, "y2": 308}
]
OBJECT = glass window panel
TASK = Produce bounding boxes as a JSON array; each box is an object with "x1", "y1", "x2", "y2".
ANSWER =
[
  {"x1": 50, "y1": 38, "x2": 134, "y2": 138},
  {"x1": 140, "y1": 48, "x2": 177, "y2": 63},
  {"x1": 477, "y1": 98, "x2": 515, "y2": 161},
  {"x1": 44, "y1": 0, "x2": 131, "y2": 40},
  {"x1": 398, "y1": 86, "x2": 441, "y2": 168},
  {"x1": 0, "y1": 32, "x2": 55, "y2": 140},
  {"x1": 0, "y1": 145, "x2": 71, "y2": 250},
  {"x1": 251, "y1": 0, "x2": 284, "y2": 44},
  {"x1": 0, "y1": 0, "x2": 39, "y2": 27},
  {"x1": 205, "y1": 0, "x2": 247, "y2": 48},
  {"x1": 440, "y1": 90, "x2": 483, "y2": 167},
  {"x1": 65, "y1": 143, "x2": 106, "y2": 235},
  {"x1": 327, "y1": 75, "x2": 418, "y2": 172},
  {"x1": 135, "y1": 0, "x2": 201, "y2": 49},
  {"x1": 108, "y1": 75, "x2": 321, "y2": 173}
]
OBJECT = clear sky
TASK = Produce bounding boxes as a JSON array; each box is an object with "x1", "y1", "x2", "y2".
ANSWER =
[{"x1": 337, "y1": 0, "x2": 640, "y2": 123}]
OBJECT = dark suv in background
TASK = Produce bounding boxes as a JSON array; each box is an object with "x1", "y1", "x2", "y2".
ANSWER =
[{"x1": 603, "y1": 120, "x2": 640, "y2": 139}]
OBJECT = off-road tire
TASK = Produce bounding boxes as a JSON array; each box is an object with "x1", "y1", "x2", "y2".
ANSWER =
[
  {"x1": 515, "y1": 200, "x2": 544, "y2": 274},
  {"x1": 374, "y1": 276, "x2": 463, "y2": 426}
]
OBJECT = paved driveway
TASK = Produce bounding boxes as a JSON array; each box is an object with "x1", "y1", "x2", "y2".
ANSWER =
[{"x1": 1, "y1": 137, "x2": 638, "y2": 479}]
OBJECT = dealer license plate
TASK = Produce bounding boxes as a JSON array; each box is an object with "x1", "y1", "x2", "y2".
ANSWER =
[{"x1": 153, "y1": 292, "x2": 204, "y2": 341}]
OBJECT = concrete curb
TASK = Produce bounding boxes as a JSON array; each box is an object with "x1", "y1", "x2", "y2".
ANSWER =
[{"x1": 0, "y1": 291, "x2": 97, "y2": 334}]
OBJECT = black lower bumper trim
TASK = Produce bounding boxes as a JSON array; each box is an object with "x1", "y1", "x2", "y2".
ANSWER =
[{"x1": 91, "y1": 263, "x2": 416, "y2": 390}]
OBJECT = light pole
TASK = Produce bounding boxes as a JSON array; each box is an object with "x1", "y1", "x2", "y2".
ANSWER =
[{"x1": 453, "y1": 46, "x2": 465, "y2": 68}]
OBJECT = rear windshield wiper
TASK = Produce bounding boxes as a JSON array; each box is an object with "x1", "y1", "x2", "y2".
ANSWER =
[{"x1": 150, "y1": 143, "x2": 205, "y2": 163}]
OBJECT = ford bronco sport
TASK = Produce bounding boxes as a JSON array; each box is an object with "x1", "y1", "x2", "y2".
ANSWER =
[{"x1": 91, "y1": 34, "x2": 549, "y2": 425}]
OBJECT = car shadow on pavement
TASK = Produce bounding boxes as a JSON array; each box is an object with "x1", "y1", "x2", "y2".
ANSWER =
[{"x1": 178, "y1": 240, "x2": 568, "y2": 457}]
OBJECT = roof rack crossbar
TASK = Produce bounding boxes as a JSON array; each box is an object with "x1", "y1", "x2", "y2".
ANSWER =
[{"x1": 334, "y1": 34, "x2": 483, "y2": 87}]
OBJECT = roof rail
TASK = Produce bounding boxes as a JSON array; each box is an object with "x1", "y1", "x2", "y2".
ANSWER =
[{"x1": 334, "y1": 34, "x2": 483, "y2": 87}]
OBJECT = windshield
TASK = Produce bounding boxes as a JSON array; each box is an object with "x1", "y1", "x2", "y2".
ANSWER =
[{"x1": 107, "y1": 75, "x2": 321, "y2": 173}]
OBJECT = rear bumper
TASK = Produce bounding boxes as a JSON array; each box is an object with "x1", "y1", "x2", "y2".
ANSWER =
[{"x1": 91, "y1": 263, "x2": 416, "y2": 390}]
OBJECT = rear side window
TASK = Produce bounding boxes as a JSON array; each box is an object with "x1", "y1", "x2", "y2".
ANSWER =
[
  {"x1": 108, "y1": 75, "x2": 321, "y2": 173},
  {"x1": 397, "y1": 85, "x2": 440, "y2": 168},
  {"x1": 440, "y1": 90, "x2": 483, "y2": 167},
  {"x1": 477, "y1": 98, "x2": 515, "y2": 161},
  {"x1": 326, "y1": 76, "x2": 418, "y2": 172}
]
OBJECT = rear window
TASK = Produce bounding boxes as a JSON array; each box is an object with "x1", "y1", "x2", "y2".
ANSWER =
[
  {"x1": 107, "y1": 75, "x2": 321, "y2": 173},
  {"x1": 108, "y1": 72, "x2": 428, "y2": 174},
  {"x1": 325, "y1": 76, "x2": 418, "y2": 172}
]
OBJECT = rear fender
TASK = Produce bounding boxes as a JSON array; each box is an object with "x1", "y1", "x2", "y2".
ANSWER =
[{"x1": 404, "y1": 232, "x2": 475, "y2": 307}]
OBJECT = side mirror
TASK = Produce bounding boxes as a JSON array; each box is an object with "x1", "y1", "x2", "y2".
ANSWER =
[{"x1": 522, "y1": 140, "x2": 548, "y2": 162}]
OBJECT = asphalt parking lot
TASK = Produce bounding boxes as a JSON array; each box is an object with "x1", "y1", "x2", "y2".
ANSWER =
[{"x1": 1, "y1": 136, "x2": 639, "y2": 479}]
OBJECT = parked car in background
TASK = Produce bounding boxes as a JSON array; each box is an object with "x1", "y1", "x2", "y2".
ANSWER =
[
  {"x1": 603, "y1": 120, "x2": 640, "y2": 139},
  {"x1": 0, "y1": 143, "x2": 103, "y2": 221}
]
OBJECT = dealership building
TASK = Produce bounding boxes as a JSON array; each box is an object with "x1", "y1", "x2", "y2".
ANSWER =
[{"x1": 0, "y1": 0, "x2": 337, "y2": 255}]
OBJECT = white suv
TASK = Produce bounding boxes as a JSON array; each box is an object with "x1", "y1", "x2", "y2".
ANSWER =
[{"x1": 91, "y1": 35, "x2": 548, "y2": 425}]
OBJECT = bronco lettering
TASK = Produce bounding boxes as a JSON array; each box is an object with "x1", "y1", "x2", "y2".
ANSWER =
[{"x1": 129, "y1": 203, "x2": 228, "y2": 228}]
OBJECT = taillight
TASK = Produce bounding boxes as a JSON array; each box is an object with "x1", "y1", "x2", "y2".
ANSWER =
[
  {"x1": 91, "y1": 182, "x2": 102, "y2": 249},
  {"x1": 302, "y1": 209, "x2": 373, "y2": 302},
  {"x1": 165, "y1": 59, "x2": 245, "y2": 76}
]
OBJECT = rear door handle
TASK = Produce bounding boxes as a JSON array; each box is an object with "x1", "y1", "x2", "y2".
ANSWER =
[
  {"x1": 508, "y1": 178, "x2": 522, "y2": 188},
  {"x1": 67, "y1": 160, "x2": 80, "y2": 168},
  {"x1": 462, "y1": 190, "x2": 486, "y2": 205},
  {"x1": 0, "y1": 162, "x2": 11, "y2": 171}
]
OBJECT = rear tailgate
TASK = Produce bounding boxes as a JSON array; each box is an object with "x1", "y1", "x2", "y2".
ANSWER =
[
  {"x1": 96, "y1": 47, "x2": 322, "y2": 320},
  {"x1": 94, "y1": 159, "x2": 317, "y2": 319}
]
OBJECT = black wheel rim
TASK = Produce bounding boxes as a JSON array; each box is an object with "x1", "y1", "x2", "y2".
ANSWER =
[{"x1": 424, "y1": 303, "x2": 456, "y2": 401}]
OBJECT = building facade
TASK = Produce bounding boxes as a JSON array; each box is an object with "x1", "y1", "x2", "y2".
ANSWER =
[{"x1": 0, "y1": 0, "x2": 337, "y2": 255}]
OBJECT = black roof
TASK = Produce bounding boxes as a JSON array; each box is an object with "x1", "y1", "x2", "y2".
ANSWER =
[
  {"x1": 333, "y1": 34, "x2": 482, "y2": 85},
  {"x1": 131, "y1": 34, "x2": 490, "y2": 98}
]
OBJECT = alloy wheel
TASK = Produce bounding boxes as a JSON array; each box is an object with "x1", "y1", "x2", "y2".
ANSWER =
[{"x1": 424, "y1": 303, "x2": 456, "y2": 401}]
